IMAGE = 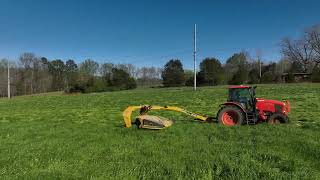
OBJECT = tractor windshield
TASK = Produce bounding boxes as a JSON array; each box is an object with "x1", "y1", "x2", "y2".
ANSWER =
[{"x1": 228, "y1": 88, "x2": 253, "y2": 109}]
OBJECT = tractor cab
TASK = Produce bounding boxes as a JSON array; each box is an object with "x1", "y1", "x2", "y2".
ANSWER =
[{"x1": 228, "y1": 85, "x2": 256, "y2": 111}]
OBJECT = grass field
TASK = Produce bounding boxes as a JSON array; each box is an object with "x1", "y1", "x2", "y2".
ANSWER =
[{"x1": 1, "y1": 83, "x2": 320, "y2": 179}]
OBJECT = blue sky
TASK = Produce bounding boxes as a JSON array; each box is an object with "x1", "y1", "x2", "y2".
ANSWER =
[{"x1": 0, "y1": 0, "x2": 319, "y2": 69}]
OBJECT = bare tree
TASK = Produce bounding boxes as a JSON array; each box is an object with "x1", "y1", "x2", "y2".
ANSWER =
[
  {"x1": 306, "y1": 25, "x2": 320, "y2": 66},
  {"x1": 281, "y1": 37, "x2": 314, "y2": 72},
  {"x1": 100, "y1": 63, "x2": 114, "y2": 79},
  {"x1": 19, "y1": 52, "x2": 38, "y2": 94},
  {"x1": 127, "y1": 64, "x2": 137, "y2": 78},
  {"x1": 136, "y1": 66, "x2": 162, "y2": 86},
  {"x1": 115, "y1": 63, "x2": 137, "y2": 78},
  {"x1": 79, "y1": 59, "x2": 98, "y2": 76}
]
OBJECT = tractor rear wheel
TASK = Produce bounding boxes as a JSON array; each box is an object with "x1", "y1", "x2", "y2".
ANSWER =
[
  {"x1": 268, "y1": 113, "x2": 289, "y2": 124},
  {"x1": 217, "y1": 106, "x2": 244, "y2": 126}
]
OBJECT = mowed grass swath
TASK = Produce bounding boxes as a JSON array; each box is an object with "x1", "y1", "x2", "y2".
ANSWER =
[{"x1": 0, "y1": 84, "x2": 320, "y2": 179}]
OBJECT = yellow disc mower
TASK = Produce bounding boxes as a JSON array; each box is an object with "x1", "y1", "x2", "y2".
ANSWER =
[{"x1": 123, "y1": 105, "x2": 213, "y2": 130}]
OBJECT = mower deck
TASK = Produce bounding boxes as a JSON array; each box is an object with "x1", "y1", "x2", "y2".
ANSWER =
[{"x1": 135, "y1": 115, "x2": 173, "y2": 129}]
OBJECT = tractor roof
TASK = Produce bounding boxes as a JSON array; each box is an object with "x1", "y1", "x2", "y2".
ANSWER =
[{"x1": 229, "y1": 85, "x2": 251, "y2": 89}]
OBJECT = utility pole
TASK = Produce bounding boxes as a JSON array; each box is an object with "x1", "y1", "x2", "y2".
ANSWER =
[
  {"x1": 258, "y1": 58, "x2": 261, "y2": 79},
  {"x1": 7, "y1": 59, "x2": 11, "y2": 99},
  {"x1": 256, "y1": 49, "x2": 262, "y2": 79},
  {"x1": 193, "y1": 24, "x2": 197, "y2": 91},
  {"x1": 259, "y1": 59, "x2": 261, "y2": 79}
]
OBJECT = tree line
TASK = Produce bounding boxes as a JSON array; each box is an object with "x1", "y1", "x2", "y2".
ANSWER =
[
  {"x1": 161, "y1": 52, "x2": 292, "y2": 87},
  {"x1": 162, "y1": 50, "x2": 320, "y2": 88},
  {"x1": 162, "y1": 24, "x2": 320, "y2": 87},
  {"x1": 1, "y1": 24, "x2": 320, "y2": 97},
  {"x1": 0, "y1": 53, "x2": 162, "y2": 97}
]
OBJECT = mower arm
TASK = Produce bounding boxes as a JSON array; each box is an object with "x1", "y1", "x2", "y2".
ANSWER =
[{"x1": 123, "y1": 105, "x2": 209, "y2": 128}]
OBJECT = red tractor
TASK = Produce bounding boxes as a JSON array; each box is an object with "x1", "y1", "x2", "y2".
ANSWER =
[{"x1": 217, "y1": 85, "x2": 290, "y2": 126}]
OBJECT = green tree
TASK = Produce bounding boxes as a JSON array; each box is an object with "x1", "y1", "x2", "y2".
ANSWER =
[
  {"x1": 199, "y1": 57, "x2": 224, "y2": 85},
  {"x1": 65, "y1": 59, "x2": 78, "y2": 87},
  {"x1": 48, "y1": 59, "x2": 65, "y2": 90},
  {"x1": 162, "y1": 59, "x2": 185, "y2": 87},
  {"x1": 84, "y1": 77, "x2": 107, "y2": 93},
  {"x1": 248, "y1": 68, "x2": 260, "y2": 84},
  {"x1": 261, "y1": 71, "x2": 274, "y2": 83},
  {"x1": 109, "y1": 68, "x2": 137, "y2": 90},
  {"x1": 226, "y1": 52, "x2": 247, "y2": 65},
  {"x1": 185, "y1": 72, "x2": 207, "y2": 87},
  {"x1": 225, "y1": 52, "x2": 249, "y2": 84},
  {"x1": 184, "y1": 70, "x2": 194, "y2": 86},
  {"x1": 184, "y1": 70, "x2": 193, "y2": 82},
  {"x1": 229, "y1": 63, "x2": 248, "y2": 85}
]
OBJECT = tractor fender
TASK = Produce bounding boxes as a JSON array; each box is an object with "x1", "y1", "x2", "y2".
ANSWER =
[{"x1": 218, "y1": 102, "x2": 246, "y2": 115}]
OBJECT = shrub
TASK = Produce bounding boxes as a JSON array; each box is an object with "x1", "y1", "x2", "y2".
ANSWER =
[
  {"x1": 109, "y1": 68, "x2": 137, "y2": 90},
  {"x1": 286, "y1": 72, "x2": 295, "y2": 83},
  {"x1": 312, "y1": 66, "x2": 320, "y2": 82},
  {"x1": 261, "y1": 71, "x2": 274, "y2": 83},
  {"x1": 84, "y1": 78, "x2": 107, "y2": 93},
  {"x1": 64, "y1": 83, "x2": 86, "y2": 93}
]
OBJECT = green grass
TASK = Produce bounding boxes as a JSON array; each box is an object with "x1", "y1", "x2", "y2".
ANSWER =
[{"x1": 1, "y1": 83, "x2": 320, "y2": 179}]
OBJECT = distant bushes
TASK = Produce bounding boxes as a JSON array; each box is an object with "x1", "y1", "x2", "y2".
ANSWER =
[
  {"x1": 65, "y1": 68, "x2": 136, "y2": 94},
  {"x1": 108, "y1": 68, "x2": 137, "y2": 90},
  {"x1": 260, "y1": 71, "x2": 274, "y2": 83}
]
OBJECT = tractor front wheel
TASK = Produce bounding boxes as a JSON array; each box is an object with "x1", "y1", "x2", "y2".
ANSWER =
[
  {"x1": 268, "y1": 113, "x2": 289, "y2": 124},
  {"x1": 217, "y1": 106, "x2": 244, "y2": 126}
]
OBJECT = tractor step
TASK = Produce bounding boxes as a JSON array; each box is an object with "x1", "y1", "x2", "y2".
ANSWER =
[{"x1": 246, "y1": 113, "x2": 257, "y2": 125}]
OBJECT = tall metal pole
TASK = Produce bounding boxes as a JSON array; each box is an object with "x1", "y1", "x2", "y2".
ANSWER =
[
  {"x1": 256, "y1": 49, "x2": 262, "y2": 79},
  {"x1": 259, "y1": 59, "x2": 261, "y2": 79},
  {"x1": 193, "y1": 24, "x2": 197, "y2": 91},
  {"x1": 7, "y1": 60, "x2": 10, "y2": 99}
]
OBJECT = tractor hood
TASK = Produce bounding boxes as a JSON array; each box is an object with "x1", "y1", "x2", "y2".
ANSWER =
[
  {"x1": 256, "y1": 98, "x2": 285, "y2": 105},
  {"x1": 256, "y1": 98, "x2": 290, "y2": 114}
]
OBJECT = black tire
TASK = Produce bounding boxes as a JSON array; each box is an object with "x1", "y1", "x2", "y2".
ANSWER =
[
  {"x1": 267, "y1": 113, "x2": 289, "y2": 124},
  {"x1": 217, "y1": 106, "x2": 245, "y2": 126}
]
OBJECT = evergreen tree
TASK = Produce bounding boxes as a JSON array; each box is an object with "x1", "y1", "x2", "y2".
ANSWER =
[
  {"x1": 162, "y1": 59, "x2": 185, "y2": 87},
  {"x1": 199, "y1": 57, "x2": 224, "y2": 85}
]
